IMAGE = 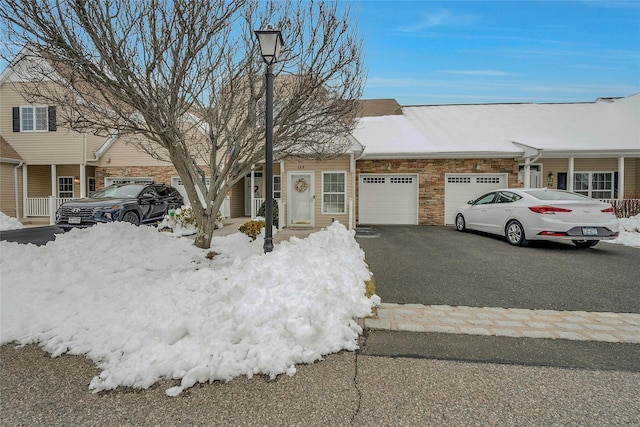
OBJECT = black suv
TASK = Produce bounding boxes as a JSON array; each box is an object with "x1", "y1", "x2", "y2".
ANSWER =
[{"x1": 55, "y1": 183, "x2": 183, "y2": 230}]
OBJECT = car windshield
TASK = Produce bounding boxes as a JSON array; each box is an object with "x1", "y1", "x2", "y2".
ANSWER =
[
  {"x1": 525, "y1": 189, "x2": 592, "y2": 201},
  {"x1": 91, "y1": 184, "x2": 146, "y2": 198}
]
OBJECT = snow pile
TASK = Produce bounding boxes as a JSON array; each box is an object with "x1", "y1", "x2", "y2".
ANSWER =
[
  {"x1": 0, "y1": 212, "x2": 24, "y2": 231},
  {"x1": 0, "y1": 222, "x2": 376, "y2": 396},
  {"x1": 605, "y1": 214, "x2": 640, "y2": 248}
]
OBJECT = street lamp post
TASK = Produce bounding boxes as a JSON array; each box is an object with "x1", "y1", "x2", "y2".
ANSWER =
[{"x1": 254, "y1": 27, "x2": 284, "y2": 253}]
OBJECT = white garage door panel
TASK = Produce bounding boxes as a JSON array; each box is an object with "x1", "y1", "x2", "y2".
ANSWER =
[
  {"x1": 444, "y1": 173, "x2": 507, "y2": 225},
  {"x1": 359, "y1": 174, "x2": 418, "y2": 224}
]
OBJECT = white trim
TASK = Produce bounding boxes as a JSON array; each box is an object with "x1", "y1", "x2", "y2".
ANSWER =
[
  {"x1": 321, "y1": 171, "x2": 347, "y2": 215},
  {"x1": 57, "y1": 176, "x2": 74, "y2": 198},
  {"x1": 618, "y1": 157, "x2": 625, "y2": 200},
  {"x1": 572, "y1": 171, "x2": 615, "y2": 199},
  {"x1": 287, "y1": 170, "x2": 315, "y2": 227},
  {"x1": 19, "y1": 105, "x2": 49, "y2": 132}
]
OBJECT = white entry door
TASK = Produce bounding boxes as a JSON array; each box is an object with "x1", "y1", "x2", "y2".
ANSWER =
[{"x1": 288, "y1": 172, "x2": 314, "y2": 227}]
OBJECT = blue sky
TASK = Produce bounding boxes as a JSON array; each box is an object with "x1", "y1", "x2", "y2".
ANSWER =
[{"x1": 349, "y1": 0, "x2": 640, "y2": 105}]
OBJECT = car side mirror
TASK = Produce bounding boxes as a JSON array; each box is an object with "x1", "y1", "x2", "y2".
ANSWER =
[{"x1": 467, "y1": 200, "x2": 474, "y2": 205}]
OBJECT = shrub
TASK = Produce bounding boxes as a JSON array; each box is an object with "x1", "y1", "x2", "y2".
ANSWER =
[
  {"x1": 257, "y1": 199, "x2": 279, "y2": 228},
  {"x1": 238, "y1": 220, "x2": 265, "y2": 241}
]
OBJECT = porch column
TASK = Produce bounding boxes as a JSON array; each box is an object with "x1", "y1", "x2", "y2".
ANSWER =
[
  {"x1": 80, "y1": 164, "x2": 87, "y2": 198},
  {"x1": 250, "y1": 166, "x2": 255, "y2": 218},
  {"x1": 523, "y1": 158, "x2": 531, "y2": 188},
  {"x1": 22, "y1": 164, "x2": 28, "y2": 218},
  {"x1": 51, "y1": 164, "x2": 57, "y2": 198},
  {"x1": 618, "y1": 157, "x2": 625, "y2": 200},
  {"x1": 567, "y1": 157, "x2": 574, "y2": 192}
]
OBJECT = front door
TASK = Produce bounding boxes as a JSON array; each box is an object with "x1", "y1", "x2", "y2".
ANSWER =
[{"x1": 288, "y1": 172, "x2": 314, "y2": 227}]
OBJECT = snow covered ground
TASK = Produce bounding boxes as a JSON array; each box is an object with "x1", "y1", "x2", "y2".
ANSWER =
[
  {"x1": 0, "y1": 212, "x2": 24, "y2": 231},
  {"x1": 0, "y1": 212, "x2": 637, "y2": 396},
  {"x1": 1, "y1": 221, "x2": 378, "y2": 396},
  {"x1": 604, "y1": 214, "x2": 640, "y2": 248}
]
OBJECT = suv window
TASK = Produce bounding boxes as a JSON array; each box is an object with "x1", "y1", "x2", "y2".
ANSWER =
[
  {"x1": 155, "y1": 185, "x2": 171, "y2": 197},
  {"x1": 140, "y1": 186, "x2": 159, "y2": 198}
]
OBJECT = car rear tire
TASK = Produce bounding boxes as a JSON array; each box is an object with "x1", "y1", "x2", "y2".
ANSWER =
[
  {"x1": 572, "y1": 240, "x2": 599, "y2": 249},
  {"x1": 455, "y1": 214, "x2": 466, "y2": 231},
  {"x1": 506, "y1": 220, "x2": 528, "y2": 247},
  {"x1": 122, "y1": 211, "x2": 140, "y2": 226}
]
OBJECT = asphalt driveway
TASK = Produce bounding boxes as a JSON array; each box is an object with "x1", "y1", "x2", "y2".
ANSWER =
[{"x1": 355, "y1": 225, "x2": 640, "y2": 313}]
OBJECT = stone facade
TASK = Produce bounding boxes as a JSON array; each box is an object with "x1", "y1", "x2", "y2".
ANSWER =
[
  {"x1": 95, "y1": 166, "x2": 180, "y2": 190},
  {"x1": 356, "y1": 158, "x2": 519, "y2": 225}
]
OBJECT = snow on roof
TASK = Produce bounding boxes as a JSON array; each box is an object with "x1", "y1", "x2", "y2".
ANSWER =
[{"x1": 354, "y1": 94, "x2": 640, "y2": 158}]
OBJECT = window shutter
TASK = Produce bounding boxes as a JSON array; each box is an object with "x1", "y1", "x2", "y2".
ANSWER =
[
  {"x1": 48, "y1": 106, "x2": 57, "y2": 131},
  {"x1": 12, "y1": 107, "x2": 20, "y2": 132}
]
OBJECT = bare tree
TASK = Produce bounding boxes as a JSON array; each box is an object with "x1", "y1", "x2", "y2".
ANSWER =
[{"x1": 1, "y1": 0, "x2": 365, "y2": 248}]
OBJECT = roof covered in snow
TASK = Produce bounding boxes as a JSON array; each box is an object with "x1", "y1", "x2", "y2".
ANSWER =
[{"x1": 353, "y1": 93, "x2": 640, "y2": 159}]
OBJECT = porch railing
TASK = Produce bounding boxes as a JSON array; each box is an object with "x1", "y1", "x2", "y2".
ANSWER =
[
  {"x1": 251, "y1": 197, "x2": 283, "y2": 230},
  {"x1": 600, "y1": 199, "x2": 640, "y2": 218},
  {"x1": 25, "y1": 197, "x2": 73, "y2": 218}
]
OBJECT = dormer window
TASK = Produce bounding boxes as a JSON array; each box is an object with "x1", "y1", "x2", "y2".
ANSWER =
[{"x1": 12, "y1": 106, "x2": 57, "y2": 132}]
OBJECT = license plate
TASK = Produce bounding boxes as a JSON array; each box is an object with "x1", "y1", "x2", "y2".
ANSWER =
[
  {"x1": 582, "y1": 227, "x2": 598, "y2": 236},
  {"x1": 68, "y1": 217, "x2": 81, "y2": 224}
]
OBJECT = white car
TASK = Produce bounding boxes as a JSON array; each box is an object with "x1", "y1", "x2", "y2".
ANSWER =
[{"x1": 454, "y1": 188, "x2": 619, "y2": 248}]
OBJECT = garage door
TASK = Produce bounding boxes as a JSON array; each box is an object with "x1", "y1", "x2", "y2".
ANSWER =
[
  {"x1": 359, "y1": 174, "x2": 418, "y2": 225},
  {"x1": 444, "y1": 173, "x2": 508, "y2": 225}
]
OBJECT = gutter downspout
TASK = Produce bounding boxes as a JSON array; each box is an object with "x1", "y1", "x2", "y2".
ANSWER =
[
  {"x1": 351, "y1": 145, "x2": 366, "y2": 229},
  {"x1": 14, "y1": 162, "x2": 24, "y2": 219}
]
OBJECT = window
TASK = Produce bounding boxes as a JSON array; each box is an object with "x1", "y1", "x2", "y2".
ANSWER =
[
  {"x1": 363, "y1": 177, "x2": 385, "y2": 184},
  {"x1": 273, "y1": 176, "x2": 281, "y2": 199},
  {"x1": 473, "y1": 192, "x2": 497, "y2": 205},
  {"x1": 496, "y1": 191, "x2": 521, "y2": 203},
  {"x1": 88, "y1": 177, "x2": 96, "y2": 194},
  {"x1": 322, "y1": 172, "x2": 346, "y2": 214},
  {"x1": 13, "y1": 106, "x2": 56, "y2": 132},
  {"x1": 447, "y1": 176, "x2": 471, "y2": 184},
  {"x1": 573, "y1": 172, "x2": 614, "y2": 199},
  {"x1": 476, "y1": 176, "x2": 501, "y2": 184},
  {"x1": 390, "y1": 177, "x2": 413, "y2": 184},
  {"x1": 58, "y1": 177, "x2": 74, "y2": 198}
]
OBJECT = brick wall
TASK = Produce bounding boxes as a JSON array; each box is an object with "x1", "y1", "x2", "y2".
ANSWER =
[
  {"x1": 356, "y1": 158, "x2": 519, "y2": 225},
  {"x1": 95, "y1": 166, "x2": 180, "y2": 189}
]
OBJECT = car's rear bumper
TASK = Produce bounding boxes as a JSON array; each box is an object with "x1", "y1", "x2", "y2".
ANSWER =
[{"x1": 525, "y1": 216, "x2": 620, "y2": 241}]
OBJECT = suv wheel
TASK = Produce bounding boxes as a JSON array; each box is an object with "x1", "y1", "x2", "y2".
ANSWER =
[{"x1": 122, "y1": 211, "x2": 140, "y2": 226}]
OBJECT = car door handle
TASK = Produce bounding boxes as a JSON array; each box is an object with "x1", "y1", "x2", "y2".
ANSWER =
[{"x1": 504, "y1": 208, "x2": 512, "y2": 211}]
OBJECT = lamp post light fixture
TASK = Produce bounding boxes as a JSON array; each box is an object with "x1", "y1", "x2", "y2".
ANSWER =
[{"x1": 254, "y1": 27, "x2": 284, "y2": 253}]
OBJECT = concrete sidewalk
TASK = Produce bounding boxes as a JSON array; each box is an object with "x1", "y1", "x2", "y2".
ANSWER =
[
  {"x1": 1, "y1": 343, "x2": 639, "y2": 426},
  {"x1": 213, "y1": 217, "x2": 322, "y2": 244},
  {"x1": 366, "y1": 303, "x2": 640, "y2": 344}
]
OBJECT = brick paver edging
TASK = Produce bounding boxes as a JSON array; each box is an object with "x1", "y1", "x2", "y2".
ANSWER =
[{"x1": 364, "y1": 303, "x2": 640, "y2": 344}]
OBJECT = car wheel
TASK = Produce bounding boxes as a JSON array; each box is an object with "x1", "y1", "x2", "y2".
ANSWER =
[
  {"x1": 505, "y1": 220, "x2": 528, "y2": 247},
  {"x1": 455, "y1": 214, "x2": 466, "y2": 231},
  {"x1": 572, "y1": 240, "x2": 599, "y2": 249},
  {"x1": 121, "y1": 211, "x2": 140, "y2": 226}
]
